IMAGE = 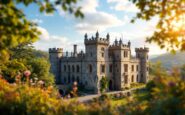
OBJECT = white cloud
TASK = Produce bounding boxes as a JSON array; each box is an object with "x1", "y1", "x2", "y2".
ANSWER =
[
  {"x1": 34, "y1": 27, "x2": 84, "y2": 52},
  {"x1": 78, "y1": 0, "x2": 98, "y2": 13},
  {"x1": 107, "y1": 0, "x2": 138, "y2": 12},
  {"x1": 73, "y1": 0, "x2": 126, "y2": 34},
  {"x1": 75, "y1": 12, "x2": 124, "y2": 33},
  {"x1": 37, "y1": 27, "x2": 50, "y2": 40},
  {"x1": 32, "y1": 19, "x2": 43, "y2": 23}
]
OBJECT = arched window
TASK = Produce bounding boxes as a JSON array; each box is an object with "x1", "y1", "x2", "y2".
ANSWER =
[
  {"x1": 72, "y1": 65, "x2": 75, "y2": 72},
  {"x1": 64, "y1": 65, "x2": 66, "y2": 72},
  {"x1": 89, "y1": 64, "x2": 92, "y2": 73},
  {"x1": 68, "y1": 65, "x2": 70, "y2": 72},
  {"x1": 76, "y1": 65, "x2": 80, "y2": 73},
  {"x1": 132, "y1": 75, "x2": 134, "y2": 82}
]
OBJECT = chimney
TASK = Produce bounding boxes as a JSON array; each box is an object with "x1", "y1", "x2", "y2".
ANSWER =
[{"x1": 73, "y1": 44, "x2": 77, "y2": 57}]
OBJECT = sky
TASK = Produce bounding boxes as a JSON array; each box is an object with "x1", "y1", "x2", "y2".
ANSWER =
[{"x1": 19, "y1": 0, "x2": 167, "y2": 56}]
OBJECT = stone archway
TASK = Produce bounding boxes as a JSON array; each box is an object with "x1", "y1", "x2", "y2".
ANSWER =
[{"x1": 109, "y1": 80, "x2": 113, "y2": 90}]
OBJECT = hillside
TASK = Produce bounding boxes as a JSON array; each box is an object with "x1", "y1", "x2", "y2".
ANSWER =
[{"x1": 150, "y1": 51, "x2": 185, "y2": 70}]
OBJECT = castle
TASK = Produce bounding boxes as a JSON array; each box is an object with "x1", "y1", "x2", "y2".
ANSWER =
[{"x1": 49, "y1": 32, "x2": 149, "y2": 93}]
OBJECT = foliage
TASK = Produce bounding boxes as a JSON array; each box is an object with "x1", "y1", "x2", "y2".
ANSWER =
[
  {"x1": 0, "y1": 77, "x2": 119, "y2": 115},
  {"x1": 180, "y1": 64, "x2": 185, "y2": 80},
  {"x1": 149, "y1": 61, "x2": 168, "y2": 77},
  {"x1": 100, "y1": 77, "x2": 108, "y2": 93},
  {"x1": 0, "y1": 0, "x2": 83, "y2": 60},
  {"x1": 120, "y1": 75, "x2": 185, "y2": 115},
  {"x1": 26, "y1": 58, "x2": 54, "y2": 86},
  {"x1": 130, "y1": 0, "x2": 185, "y2": 52},
  {"x1": 0, "y1": 48, "x2": 54, "y2": 86}
]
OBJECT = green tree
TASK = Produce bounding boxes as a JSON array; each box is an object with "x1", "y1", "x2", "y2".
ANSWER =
[
  {"x1": 130, "y1": 0, "x2": 185, "y2": 52},
  {"x1": 0, "y1": 0, "x2": 83, "y2": 61},
  {"x1": 27, "y1": 58, "x2": 54, "y2": 86},
  {"x1": 100, "y1": 77, "x2": 108, "y2": 93}
]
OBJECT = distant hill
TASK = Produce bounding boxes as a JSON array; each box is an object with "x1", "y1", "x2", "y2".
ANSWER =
[
  {"x1": 150, "y1": 51, "x2": 185, "y2": 70},
  {"x1": 33, "y1": 49, "x2": 49, "y2": 59}
]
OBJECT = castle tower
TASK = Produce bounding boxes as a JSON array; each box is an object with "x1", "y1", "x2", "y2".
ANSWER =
[
  {"x1": 109, "y1": 39, "x2": 131, "y2": 90},
  {"x1": 135, "y1": 47, "x2": 149, "y2": 83},
  {"x1": 49, "y1": 48, "x2": 63, "y2": 84},
  {"x1": 84, "y1": 32, "x2": 110, "y2": 93}
]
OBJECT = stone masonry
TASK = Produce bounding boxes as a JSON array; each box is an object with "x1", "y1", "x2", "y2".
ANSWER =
[{"x1": 49, "y1": 31, "x2": 149, "y2": 93}]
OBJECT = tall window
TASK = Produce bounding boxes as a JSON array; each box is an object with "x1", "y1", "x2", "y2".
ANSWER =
[
  {"x1": 102, "y1": 53, "x2": 104, "y2": 57},
  {"x1": 131, "y1": 65, "x2": 134, "y2": 72},
  {"x1": 76, "y1": 65, "x2": 80, "y2": 73},
  {"x1": 136, "y1": 65, "x2": 139, "y2": 71},
  {"x1": 101, "y1": 64, "x2": 105, "y2": 73},
  {"x1": 72, "y1": 65, "x2": 75, "y2": 72},
  {"x1": 124, "y1": 64, "x2": 128, "y2": 72},
  {"x1": 132, "y1": 75, "x2": 134, "y2": 82},
  {"x1": 64, "y1": 65, "x2": 66, "y2": 72},
  {"x1": 68, "y1": 65, "x2": 70, "y2": 72},
  {"x1": 124, "y1": 51, "x2": 128, "y2": 57},
  {"x1": 109, "y1": 64, "x2": 112, "y2": 73},
  {"x1": 89, "y1": 64, "x2": 92, "y2": 73}
]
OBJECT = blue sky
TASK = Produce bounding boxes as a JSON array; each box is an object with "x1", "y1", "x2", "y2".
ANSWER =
[{"x1": 19, "y1": 0, "x2": 166, "y2": 56}]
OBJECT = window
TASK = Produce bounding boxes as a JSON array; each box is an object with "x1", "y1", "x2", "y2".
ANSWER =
[
  {"x1": 101, "y1": 47, "x2": 104, "y2": 51},
  {"x1": 124, "y1": 64, "x2": 128, "y2": 72},
  {"x1": 72, "y1": 76, "x2": 75, "y2": 82},
  {"x1": 137, "y1": 74, "x2": 139, "y2": 82},
  {"x1": 76, "y1": 65, "x2": 80, "y2": 73},
  {"x1": 132, "y1": 75, "x2": 134, "y2": 82},
  {"x1": 109, "y1": 64, "x2": 112, "y2": 73},
  {"x1": 64, "y1": 65, "x2": 66, "y2": 72},
  {"x1": 102, "y1": 53, "x2": 104, "y2": 57},
  {"x1": 72, "y1": 65, "x2": 75, "y2": 72},
  {"x1": 132, "y1": 65, "x2": 134, "y2": 72},
  {"x1": 136, "y1": 65, "x2": 139, "y2": 71},
  {"x1": 101, "y1": 64, "x2": 105, "y2": 73},
  {"x1": 124, "y1": 75, "x2": 128, "y2": 84},
  {"x1": 68, "y1": 65, "x2": 70, "y2": 72},
  {"x1": 89, "y1": 64, "x2": 92, "y2": 73},
  {"x1": 90, "y1": 52, "x2": 92, "y2": 57},
  {"x1": 124, "y1": 51, "x2": 128, "y2": 57}
]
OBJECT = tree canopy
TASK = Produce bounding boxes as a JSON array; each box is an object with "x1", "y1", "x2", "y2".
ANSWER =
[
  {"x1": 0, "y1": 0, "x2": 83, "y2": 60},
  {"x1": 130, "y1": 0, "x2": 185, "y2": 52}
]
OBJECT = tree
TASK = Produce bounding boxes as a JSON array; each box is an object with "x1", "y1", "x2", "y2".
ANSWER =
[
  {"x1": 130, "y1": 0, "x2": 185, "y2": 52},
  {"x1": 100, "y1": 77, "x2": 108, "y2": 93},
  {"x1": 0, "y1": 0, "x2": 83, "y2": 61},
  {"x1": 27, "y1": 58, "x2": 54, "y2": 86}
]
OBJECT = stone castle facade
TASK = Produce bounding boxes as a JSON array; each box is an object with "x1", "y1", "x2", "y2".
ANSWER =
[{"x1": 49, "y1": 32, "x2": 149, "y2": 93}]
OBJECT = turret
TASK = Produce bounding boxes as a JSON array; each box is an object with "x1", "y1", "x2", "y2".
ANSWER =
[
  {"x1": 135, "y1": 47, "x2": 149, "y2": 83},
  {"x1": 49, "y1": 48, "x2": 63, "y2": 84}
]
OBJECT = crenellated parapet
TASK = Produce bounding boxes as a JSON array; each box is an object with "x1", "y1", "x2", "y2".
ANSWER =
[
  {"x1": 109, "y1": 39, "x2": 130, "y2": 49},
  {"x1": 49, "y1": 48, "x2": 63, "y2": 53},
  {"x1": 84, "y1": 31, "x2": 110, "y2": 45},
  {"x1": 135, "y1": 47, "x2": 149, "y2": 52}
]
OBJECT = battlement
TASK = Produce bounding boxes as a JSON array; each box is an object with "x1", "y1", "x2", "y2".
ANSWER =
[
  {"x1": 84, "y1": 31, "x2": 109, "y2": 45},
  {"x1": 109, "y1": 39, "x2": 130, "y2": 49},
  {"x1": 49, "y1": 48, "x2": 63, "y2": 53},
  {"x1": 135, "y1": 47, "x2": 149, "y2": 52}
]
